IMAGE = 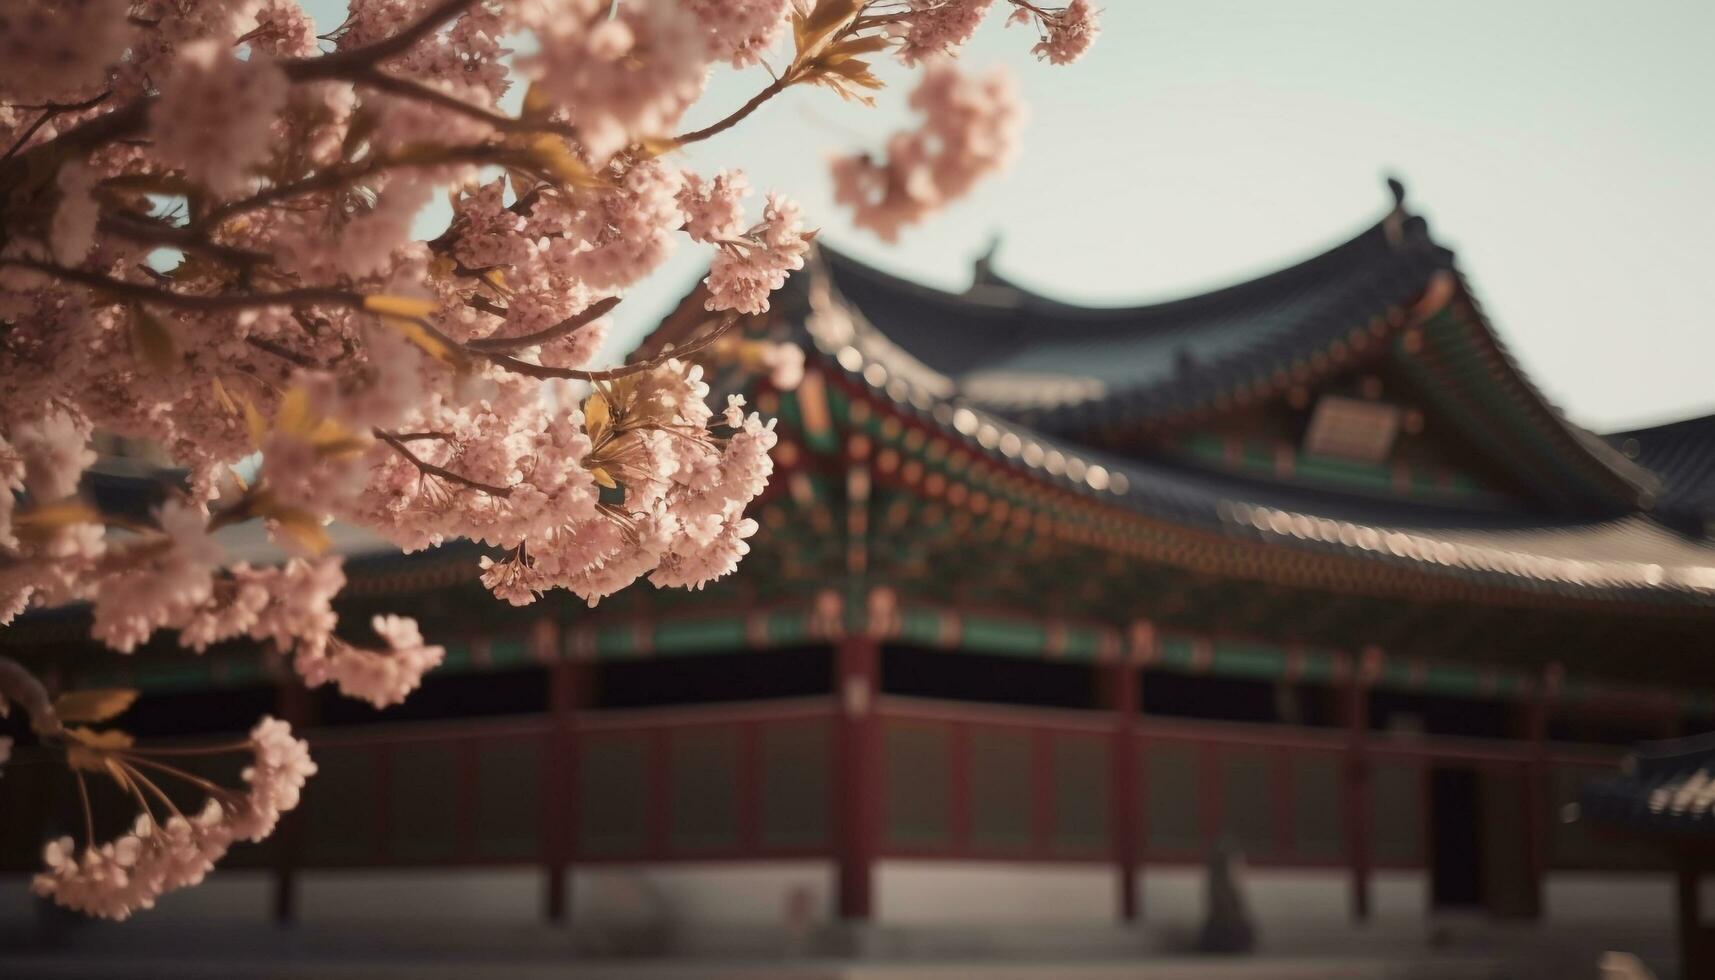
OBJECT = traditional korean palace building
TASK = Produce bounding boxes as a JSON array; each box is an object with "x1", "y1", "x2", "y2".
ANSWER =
[
  {"x1": 5, "y1": 183, "x2": 1715, "y2": 941},
  {"x1": 1582, "y1": 733, "x2": 1715, "y2": 974}
]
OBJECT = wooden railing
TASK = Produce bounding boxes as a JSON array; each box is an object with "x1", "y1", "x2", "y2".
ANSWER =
[{"x1": 0, "y1": 694, "x2": 1645, "y2": 922}]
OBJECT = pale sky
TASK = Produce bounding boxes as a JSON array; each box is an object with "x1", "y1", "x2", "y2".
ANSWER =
[{"x1": 312, "y1": 0, "x2": 1715, "y2": 432}]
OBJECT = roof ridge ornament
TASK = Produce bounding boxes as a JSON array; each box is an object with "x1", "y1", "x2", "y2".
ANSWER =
[
  {"x1": 971, "y1": 234, "x2": 1004, "y2": 289},
  {"x1": 1383, "y1": 175, "x2": 1409, "y2": 246},
  {"x1": 1387, "y1": 175, "x2": 1407, "y2": 208}
]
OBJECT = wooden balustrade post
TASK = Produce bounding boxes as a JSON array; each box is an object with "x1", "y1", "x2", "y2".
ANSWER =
[
  {"x1": 1521, "y1": 662, "x2": 1559, "y2": 920},
  {"x1": 543, "y1": 625, "x2": 579, "y2": 924},
  {"x1": 1679, "y1": 862, "x2": 1704, "y2": 978},
  {"x1": 834, "y1": 633, "x2": 881, "y2": 921},
  {"x1": 272, "y1": 681, "x2": 313, "y2": 925},
  {"x1": 1345, "y1": 648, "x2": 1376, "y2": 923},
  {"x1": 1109, "y1": 657, "x2": 1142, "y2": 922}
]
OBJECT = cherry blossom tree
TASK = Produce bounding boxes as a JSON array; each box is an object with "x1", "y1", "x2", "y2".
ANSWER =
[{"x1": 0, "y1": 0, "x2": 1098, "y2": 919}]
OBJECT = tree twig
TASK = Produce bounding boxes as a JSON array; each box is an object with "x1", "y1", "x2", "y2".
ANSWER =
[
  {"x1": 0, "y1": 654, "x2": 61, "y2": 737},
  {"x1": 0, "y1": 0, "x2": 483, "y2": 185},
  {"x1": 465, "y1": 295, "x2": 622, "y2": 352},
  {"x1": 478, "y1": 312, "x2": 740, "y2": 382},
  {"x1": 285, "y1": 0, "x2": 481, "y2": 80},
  {"x1": 1, "y1": 90, "x2": 111, "y2": 162},
  {"x1": 196, "y1": 142, "x2": 503, "y2": 231},
  {"x1": 98, "y1": 212, "x2": 268, "y2": 268},
  {"x1": 375, "y1": 429, "x2": 513, "y2": 497},
  {"x1": 674, "y1": 73, "x2": 796, "y2": 146},
  {"x1": 349, "y1": 67, "x2": 580, "y2": 141},
  {"x1": 0, "y1": 258, "x2": 362, "y2": 313}
]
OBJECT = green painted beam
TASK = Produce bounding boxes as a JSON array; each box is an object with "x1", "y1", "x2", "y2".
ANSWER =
[
  {"x1": 653, "y1": 618, "x2": 749, "y2": 655},
  {"x1": 1210, "y1": 640, "x2": 1285, "y2": 680},
  {"x1": 960, "y1": 616, "x2": 1048, "y2": 658}
]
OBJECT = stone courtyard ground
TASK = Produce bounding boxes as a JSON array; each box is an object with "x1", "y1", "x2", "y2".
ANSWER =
[{"x1": 0, "y1": 915, "x2": 1680, "y2": 980}]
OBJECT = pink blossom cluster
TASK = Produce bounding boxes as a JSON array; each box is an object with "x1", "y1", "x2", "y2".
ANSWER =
[
  {"x1": 476, "y1": 358, "x2": 779, "y2": 606},
  {"x1": 296, "y1": 615, "x2": 447, "y2": 709},
  {"x1": 32, "y1": 717, "x2": 315, "y2": 920},
  {"x1": 89, "y1": 500, "x2": 223, "y2": 653},
  {"x1": 679, "y1": 170, "x2": 753, "y2": 244},
  {"x1": 150, "y1": 41, "x2": 290, "y2": 198},
  {"x1": 897, "y1": 0, "x2": 994, "y2": 66},
  {"x1": 1, "y1": 411, "x2": 104, "y2": 623},
  {"x1": 832, "y1": 60, "x2": 1025, "y2": 241},
  {"x1": 0, "y1": 0, "x2": 1096, "y2": 919},
  {"x1": 521, "y1": 0, "x2": 711, "y2": 163},
  {"x1": 689, "y1": 0, "x2": 794, "y2": 68},
  {"x1": 1013, "y1": 0, "x2": 1101, "y2": 65},
  {"x1": 705, "y1": 193, "x2": 814, "y2": 315},
  {"x1": 0, "y1": 0, "x2": 134, "y2": 102}
]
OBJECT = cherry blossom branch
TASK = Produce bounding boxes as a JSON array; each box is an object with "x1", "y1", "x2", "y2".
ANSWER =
[
  {"x1": 284, "y1": 0, "x2": 481, "y2": 80},
  {"x1": 75, "y1": 771, "x2": 95, "y2": 848},
  {"x1": 10, "y1": 257, "x2": 728, "y2": 387},
  {"x1": 0, "y1": 655, "x2": 60, "y2": 737},
  {"x1": 1007, "y1": 0, "x2": 1060, "y2": 18},
  {"x1": 348, "y1": 67, "x2": 581, "y2": 141},
  {"x1": 245, "y1": 335, "x2": 324, "y2": 369},
  {"x1": 375, "y1": 429, "x2": 514, "y2": 497},
  {"x1": 475, "y1": 312, "x2": 741, "y2": 382},
  {"x1": 2, "y1": 90, "x2": 111, "y2": 161},
  {"x1": 464, "y1": 296, "x2": 621, "y2": 352},
  {"x1": 0, "y1": 258, "x2": 362, "y2": 313},
  {"x1": 97, "y1": 212, "x2": 268, "y2": 268},
  {"x1": 196, "y1": 143, "x2": 503, "y2": 231},
  {"x1": 1, "y1": 0, "x2": 482, "y2": 183},
  {"x1": 675, "y1": 74, "x2": 795, "y2": 147}
]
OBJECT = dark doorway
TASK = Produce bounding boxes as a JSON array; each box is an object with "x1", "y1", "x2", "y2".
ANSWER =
[{"x1": 1430, "y1": 766, "x2": 1485, "y2": 908}]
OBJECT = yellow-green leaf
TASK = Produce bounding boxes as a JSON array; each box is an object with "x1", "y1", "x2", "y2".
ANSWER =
[
  {"x1": 521, "y1": 81, "x2": 553, "y2": 120},
  {"x1": 362, "y1": 294, "x2": 438, "y2": 320},
  {"x1": 266, "y1": 504, "x2": 332, "y2": 555},
  {"x1": 64, "y1": 726, "x2": 135, "y2": 773},
  {"x1": 388, "y1": 317, "x2": 458, "y2": 365},
  {"x1": 795, "y1": 0, "x2": 863, "y2": 57},
  {"x1": 828, "y1": 34, "x2": 892, "y2": 58},
  {"x1": 634, "y1": 136, "x2": 681, "y2": 159},
  {"x1": 583, "y1": 391, "x2": 611, "y2": 443},
  {"x1": 53, "y1": 689, "x2": 138, "y2": 725},
  {"x1": 130, "y1": 306, "x2": 179, "y2": 373},
  {"x1": 241, "y1": 395, "x2": 267, "y2": 448},
  {"x1": 315, "y1": 435, "x2": 371, "y2": 460},
  {"x1": 275, "y1": 387, "x2": 312, "y2": 437},
  {"x1": 211, "y1": 377, "x2": 238, "y2": 416},
  {"x1": 14, "y1": 500, "x2": 100, "y2": 529},
  {"x1": 523, "y1": 134, "x2": 609, "y2": 190}
]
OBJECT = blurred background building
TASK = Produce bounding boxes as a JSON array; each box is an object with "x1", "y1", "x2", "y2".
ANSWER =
[{"x1": 4, "y1": 185, "x2": 1715, "y2": 970}]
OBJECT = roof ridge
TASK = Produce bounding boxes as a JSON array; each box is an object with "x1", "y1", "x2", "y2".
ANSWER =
[{"x1": 816, "y1": 207, "x2": 1433, "y2": 331}]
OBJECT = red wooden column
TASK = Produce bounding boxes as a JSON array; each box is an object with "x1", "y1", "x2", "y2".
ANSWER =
[
  {"x1": 1344, "y1": 648, "x2": 1377, "y2": 923},
  {"x1": 543, "y1": 620, "x2": 582, "y2": 924},
  {"x1": 1111, "y1": 621, "x2": 1153, "y2": 923},
  {"x1": 1520, "y1": 662, "x2": 1560, "y2": 920},
  {"x1": 1109, "y1": 656, "x2": 1142, "y2": 922},
  {"x1": 272, "y1": 680, "x2": 314, "y2": 924},
  {"x1": 1678, "y1": 862, "x2": 1705, "y2": 978},
  {"x1": 834, "y1": 632, "x2": 882, "y2": 921}
]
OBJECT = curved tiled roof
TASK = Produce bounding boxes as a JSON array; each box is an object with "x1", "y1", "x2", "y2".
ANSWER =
[
  {"x1": 822, "y1": 216, "x2": 1450, "y2": 422},
  {"x1": 815, "y1": 186, "x2": 1656, "y2": 513},
  {"x1": 1581, "y1": 732, "x2": 1715, "y2": 835},
  {"x1": 1608, "y1": 413, "x2": 1715, "y2": 530},
  {"x1": 798, "y1": 222, "x2": 1715, "y2": 604}
]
